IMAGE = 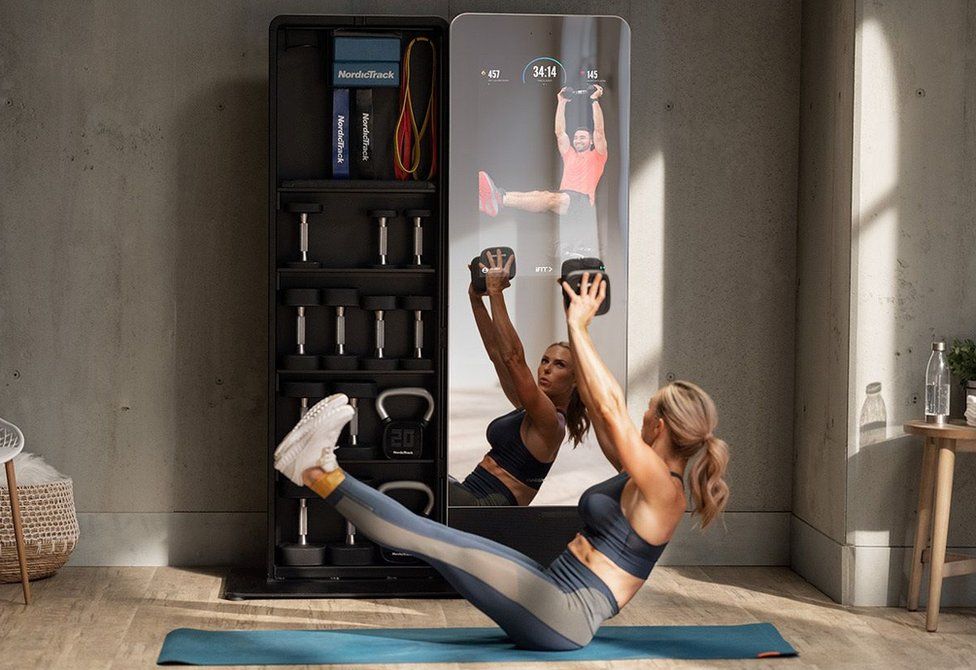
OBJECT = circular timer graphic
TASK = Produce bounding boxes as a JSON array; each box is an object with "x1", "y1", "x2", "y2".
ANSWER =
[{"x1": 521, "y1": 57, "x2": 566, "y2": 85}]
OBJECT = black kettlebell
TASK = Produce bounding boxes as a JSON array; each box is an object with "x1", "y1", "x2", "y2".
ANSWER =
[
  {"x1": 377, "y1": 481, "x2": 435, "y2": 564},
  {"x1": 469, "y1": 246, "x2": 517, "y2": 292},
  {"x1": 376, "y1": 387, "x2": 435, "y2": 459},
  {"x1": 560, "y1": 257, "x2": 611, "y2": 315}
]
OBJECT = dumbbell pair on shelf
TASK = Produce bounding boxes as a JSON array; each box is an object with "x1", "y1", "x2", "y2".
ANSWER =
[
  {"x1": 285, "y1": 205, "x2": 432, "y2": 270},
  {"x1": 280, "y1": 289, "x2": 434, "y2": 371},
  {"x1": 369, "y1": 209, "x2": 432, "y2": 269}
]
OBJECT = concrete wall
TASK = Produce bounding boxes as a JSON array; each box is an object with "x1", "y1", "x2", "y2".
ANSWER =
[
  {"x1": 790, "y1": 0, "x2": 855, "y2": 603},
  {"x1": 793, "y1": 0, "x2": 976, "y2": 605},
  {"x1": 0, "y1": 1, "x2": 800, "y2": 568}
]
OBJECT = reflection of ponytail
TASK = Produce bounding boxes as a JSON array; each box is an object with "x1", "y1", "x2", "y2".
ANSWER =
[
  {"x1": 566, "y1": 387, "x2": 590, "y2": 447},
  {"x1": 654, "y1": 380, "x2": 730, "y2": 529},
  {"x1": 689, "y1": 436, "x2": 729, "y2": 529}
]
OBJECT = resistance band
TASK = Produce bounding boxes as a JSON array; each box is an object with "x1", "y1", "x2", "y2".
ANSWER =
[{"x1": 394, "y1": 37, "x2": 437, "y2": 180}]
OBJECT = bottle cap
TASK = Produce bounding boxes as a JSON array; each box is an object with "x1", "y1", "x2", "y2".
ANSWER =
[
  {"x1": 866, "y1": 382, "x2": 881, "y2": 394},
  {"x1": 933, "y1": 341, "x2": 946, "y2": 351}
]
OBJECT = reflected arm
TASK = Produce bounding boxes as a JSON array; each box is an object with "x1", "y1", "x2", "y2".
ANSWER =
[
  {"x1": 592, "y1": 99, "x2": 608, "y2": 155},
  {"x1": 488, "y1": 291, "x2": 561, "y2": 435},
  {"x1": 470, "y1": 292, "x2": 521, "y2": 407},
  {"x1": 555, "y1": 97, "x2": 571, "y2": 155}
]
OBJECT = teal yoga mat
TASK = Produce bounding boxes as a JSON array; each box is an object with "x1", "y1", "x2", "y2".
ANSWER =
[{"x1": 158, "y1": 623, "x2": 797, "y2": 665}]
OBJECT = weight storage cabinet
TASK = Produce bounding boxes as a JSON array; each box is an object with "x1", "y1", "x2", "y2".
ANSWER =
[{"x1": 224, "y1": 14, "x2": 450, "y2": 599}]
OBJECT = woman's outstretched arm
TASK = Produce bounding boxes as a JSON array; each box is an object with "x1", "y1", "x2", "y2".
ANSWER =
[
  {"x1": 484, "y1": 251, "x2": 561, "y2": 437},
  {"x1": 562, "y1": 274, "x2": 675, "y2": 501},
  {"x1": 469, "y1": 280, "x2": 521, "y2": 407}
]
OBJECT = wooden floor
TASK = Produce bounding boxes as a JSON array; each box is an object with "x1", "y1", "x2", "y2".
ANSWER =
[{"x1": 1, "y1": 566, "x2": 974, "y2": 669}]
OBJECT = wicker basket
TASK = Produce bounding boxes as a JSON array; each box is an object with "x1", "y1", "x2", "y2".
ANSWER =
[{"x1": 0, "y1": 478, "x2": 80, "y2": 582}]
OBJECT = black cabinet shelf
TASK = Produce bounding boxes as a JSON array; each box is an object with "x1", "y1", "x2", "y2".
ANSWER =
[
  {"x1": 277, "y1": 369, "x2": 435, "y2": 378},
  {"x1": 279, "y1": 179, "x2": 435, "y2": 194},
  {"x1": 278, "y1": 268, "x2": 436, "y2": 278}
]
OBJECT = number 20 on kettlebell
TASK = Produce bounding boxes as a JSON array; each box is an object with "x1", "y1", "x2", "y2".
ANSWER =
[{"x1": 376, "y1": 387, "x2": 435, "y2": 459}]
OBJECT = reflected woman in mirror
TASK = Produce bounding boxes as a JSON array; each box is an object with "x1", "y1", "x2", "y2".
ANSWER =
[
  {"x1": 449, "y1": 249, "x2": 590, "y2": 506},
  {"x1": 275, "y1": 271, "x2": 730, "y2": 651}
]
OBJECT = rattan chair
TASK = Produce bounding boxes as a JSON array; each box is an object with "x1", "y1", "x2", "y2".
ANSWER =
[{"x1": 0, "y1": 417, "x2": 31, "y2": 604}]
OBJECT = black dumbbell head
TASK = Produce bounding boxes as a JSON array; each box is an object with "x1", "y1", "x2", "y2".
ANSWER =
[
  {"x1": 361, "y1": 295, "x2": 398, "y2": 311},
  {"x1": 362, "y1": 357, "x2": 400, "y2": 371},
  {"x1": 280, "y1": 354, "x2": 320, "y2": 371},
  {"x1": 333, "y1": 381, "x2": 378, "y2": 399},
  {"x1": 404, "y1": 209, "x2": 431, "y2": 218},
  {"x1": 560, "y1": 258, "x2": 611, "y2": 316},
  {"x1": 320, "y1": 354, "x2": 359, "y2": 370},
  {"x1": 321, "y1": 288, "x2": 359, "y2": 307},
  {"x1": 398, "y1": 295, "x2": 434, "y2": 311},
  {"x1": 282, "y1": 288, "x2": 321, "y2": 307},
  {"x1": 470, "y1": 256, "x2": 487, "y2": 292},
  {"x1": 281, "y1": 381, "x2": 328, "y2": 398},
  {"x1": 286, "y1": 202, "x2": 323, "y2": 214},
  {"x1": 368, "y1": 209, "x2": 397, "y2": 219},
  {"x1": 479, "y1": 246, "x2": 517, "y2": 278}
]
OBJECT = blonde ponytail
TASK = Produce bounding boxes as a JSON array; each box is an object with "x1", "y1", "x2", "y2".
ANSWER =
[
  {"x1": 653, "y1": 380, "x2": 730, "y2": 529},
  {"x1": 689, "y1": 436, "x2": 729, "y2": 528}
]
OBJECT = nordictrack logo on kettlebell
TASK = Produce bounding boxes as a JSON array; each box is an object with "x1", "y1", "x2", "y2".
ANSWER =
[{"x1": 376, "y1": 387, "x2": 434, "y2": 460}]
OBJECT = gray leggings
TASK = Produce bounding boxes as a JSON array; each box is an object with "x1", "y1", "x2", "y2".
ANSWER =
[{"x1": 321, "y1": 474, "x2": 618, "y2": 651}]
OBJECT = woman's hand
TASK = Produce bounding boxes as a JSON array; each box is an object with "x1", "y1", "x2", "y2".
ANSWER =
[
  {"x1": 483, "y1": 249, "x2": 514, "y2": 295},
  {"x1": 561, "y1": 271, "x2": 606, "y2": 330}
]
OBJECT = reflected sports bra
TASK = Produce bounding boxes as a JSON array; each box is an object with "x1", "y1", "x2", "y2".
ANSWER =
[
  {"x1": 484, "y1": 408, "x2": 555, "y2": 489},
  {"x1": 578, "y1": 470, "x2": 682, "y2": 579}
]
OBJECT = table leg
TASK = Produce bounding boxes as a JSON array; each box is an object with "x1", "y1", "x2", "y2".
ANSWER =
[
  {"x1": 908, "y1": 438, "x2": 937, "y2": 611},
  {"x1": 926, "y1": 438, "x2": 956, "y2": 632}
]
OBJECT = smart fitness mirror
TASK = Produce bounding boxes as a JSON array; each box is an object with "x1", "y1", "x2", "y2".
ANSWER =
[{"x1": 448, "y1": 13, "x2": 630, "y2": 509}]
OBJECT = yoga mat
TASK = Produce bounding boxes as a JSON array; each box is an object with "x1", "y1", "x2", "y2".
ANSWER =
[{"x1": 158, "y1": 623, "x2": 797, "y2": 665}]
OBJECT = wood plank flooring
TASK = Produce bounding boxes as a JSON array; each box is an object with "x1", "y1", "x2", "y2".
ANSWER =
[{"x1": 2, "y1": 566, "x2": 974, "y2": 669}]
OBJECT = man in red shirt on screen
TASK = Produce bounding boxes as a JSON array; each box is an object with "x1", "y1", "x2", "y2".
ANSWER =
[{"x1": 478, "y1": 84, "x2": 607, "y2": 257}]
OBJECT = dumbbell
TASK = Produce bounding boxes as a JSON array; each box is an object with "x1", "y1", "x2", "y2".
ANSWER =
[
  {"x1": 398, "y1": 296, "x2": 434, "y2": 370},
  {"x1": 469, "y1": 246, "x2": 517, "y2": 292},
  {"x1": 377, "y1": 481, "x2": 434, "y2": 564},
  {"x1": 278, "y1": 381, "x2": 329, "y2": 566},
  {"x1": 280, "y1": 288, "x2": 321, "y2": 370},
  {"x1": 285, "y1": 203, "x2": 323, "y2": 268},
  {"x1": 319, "y1": 288, "x2": 359, "y2": 370},
  {"x1": 560, "y1": 257, "x2": 611, "y2": 315},
  {"x1": 332, "y1": 381, "x2": 378, "y2": 461},
  {"x1": 376, "y1": 387, "x2": 434, "y2": 459},
  {"x1": 361, "y1": 295, "x2": 399, "y2": 370},
  {"x1": 403, "y1": 209, "x2": 431, "y2": 268},
  {"x1": 368, "y1": 209, "x2": 397, "y2": 268},
  {"x1": 328, "y1": 519, "x2": 376, "y2": 566}
]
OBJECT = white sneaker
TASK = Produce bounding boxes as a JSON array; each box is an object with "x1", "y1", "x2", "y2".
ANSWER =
[
  {"x1": 274, "y1": 395, "x2": 354, "y2": 486},
  {"x1": 274, "y1": 393, "x2": 347, "y2": 465}
]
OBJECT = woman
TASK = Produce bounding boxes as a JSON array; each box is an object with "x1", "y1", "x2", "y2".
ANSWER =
[
  {"x1": 449, "y1": 249, "x2": 588, "y2": 506},
  {"x1": 274, "y1": 272, "x2": 730, "y2": 651}
]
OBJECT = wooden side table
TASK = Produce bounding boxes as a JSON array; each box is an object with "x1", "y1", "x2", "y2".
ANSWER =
[{"x1": 904, "y1": 420, "x2": 976, "y2": 631}]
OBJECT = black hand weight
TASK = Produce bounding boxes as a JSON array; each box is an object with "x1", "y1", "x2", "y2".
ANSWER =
[
  {"x1": 560, "y1": 257, "x2": 611, "y2": 315},
  {"x1": 376, "y1": 387, "x2": 434, "y2": 459},
  {"x1": 469, "y1": 246, "x2": 517, "y2": 292}
]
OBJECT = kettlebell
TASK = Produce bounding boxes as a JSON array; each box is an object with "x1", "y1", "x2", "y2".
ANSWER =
[
  {"x1": 377, "y1": 481, "x2": 435, "y2": 564},
  {"x1": 376, "y1": 387, "x2": 435, "y2": 459}
]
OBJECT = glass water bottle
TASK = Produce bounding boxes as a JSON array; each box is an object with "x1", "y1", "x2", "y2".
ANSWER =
[{"x1": 925, "y1": 341, "x2": 951, "y2": 424}]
